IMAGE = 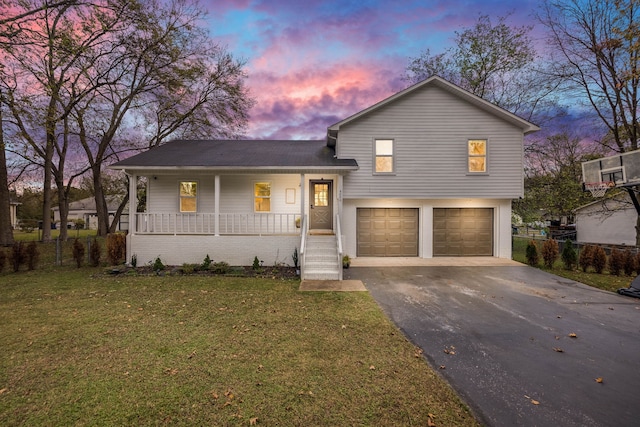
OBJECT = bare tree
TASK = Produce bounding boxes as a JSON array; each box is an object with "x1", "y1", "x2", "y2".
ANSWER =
[{"x1": 539, "y1": 0, "x2": 640, "y2": 152}]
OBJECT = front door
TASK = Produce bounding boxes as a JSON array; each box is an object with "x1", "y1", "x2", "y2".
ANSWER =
[{"x1": 309, "y1": 180, "x2": 333, "y2": 230}]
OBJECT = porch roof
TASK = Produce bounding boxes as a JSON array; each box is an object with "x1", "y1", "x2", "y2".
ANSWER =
[{"x1": 110, "y1": 139, "x2": 358, "y2": 172}]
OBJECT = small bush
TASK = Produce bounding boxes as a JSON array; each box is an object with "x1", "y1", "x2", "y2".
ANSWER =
[
  {"x1": 72, "y1": 239, "x2": 85, "y2": 268},
  {"x1": 0, "y1": 249, "x2": 6, "y2": 272},
  {"x1": 211, "y1": 261, "x2": 230, "y2": 274},
  {"x1": 608, "y1": 248, "x2": 625, "y2": 276},
  {"x1": 130, "y1": 253, "x2": 137, "y2": 268},
  {"x1": 541, "y1": 239, "x2": 559, "y2": 269},
  {"x1": 201, "y1": 254, "x2": 212, "y2": 270},
  {"x1": 10, "y1": 242, "x2": 26, "y2": 272},
  {"x1": 152, "y1": 256, "x2": 165, "y2": 271},
  {"x1": 623, "y1": 250, "x2": 636, "y2": 276},
  {"x1": 525, "y1": 241, "x2": 539, "y2": 266},
  {"x1": 106, "y1": 233, "x2": 126, "y2": 266},
  {"x1": 181, "y1": 263, "x2": 197, "y2": 274},
  {"x1": 252, "y1": 256, "x2": 261, "y2": 270},
  {"x1": 90, "y1": 238, "x2": 102, "y2": 267},
  {"x1": 25, "y1": 241, "x2": 39, "y2": 270},
  {"x1": 561, "y1": 240, "x2": 577, "y2": 270},
  {"x1": 578, "y1": 245, "x2": 593, "y2": 272},
  {"x1": 592, "y1": 246, "x2": 607, "y2": 274}
]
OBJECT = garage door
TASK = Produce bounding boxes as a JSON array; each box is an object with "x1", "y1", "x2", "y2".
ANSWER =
[
  {"x1": 357, "y1": 208, "x2": 418, "y2": 256},
  {"x1": 433, "y1": 208, "x2": 493, "y2": 256}
]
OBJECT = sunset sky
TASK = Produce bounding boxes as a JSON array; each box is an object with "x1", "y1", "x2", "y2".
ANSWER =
[{"x1": 202, "y1": 0, "x2": 543, "y2": 140}]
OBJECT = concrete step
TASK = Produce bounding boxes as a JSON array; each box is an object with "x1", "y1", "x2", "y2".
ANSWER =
[{"x1": 303, "y1": 269, "x2": 341, "y2": 281}]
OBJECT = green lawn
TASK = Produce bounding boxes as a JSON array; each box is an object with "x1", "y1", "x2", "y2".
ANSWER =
[
  {"x1": 512, "y1": 236, "x2": 632, "y2": 292},
  {"x1": 0, "y1": 269, "x2": 479, "y2": 426}
]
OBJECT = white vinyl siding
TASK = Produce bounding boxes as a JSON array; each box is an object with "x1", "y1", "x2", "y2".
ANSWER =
[{"x1": 337, "y1": 84, "x2": 524, "y2": 199}]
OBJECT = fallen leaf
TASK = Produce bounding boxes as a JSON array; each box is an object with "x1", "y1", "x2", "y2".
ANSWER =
[
  {"x1": 369, "y1": 365, "x2": 376, "y2": 370},
  {"x1": 211, "y1": 392, "x2": 219, "y2": 399},
  {"x1": 595, "y1": 377, "x2": 603, "y2": 383},
  {"x1": 531, "y1": 399, "x2": 540, "y2": 405},
  {"x1": 428, "y1": 418, "x2": 436, "y2": 427},
  {"x1": 439, "y1": 365, "x2": 446, "y2": 370},
  {"x1": 250, "y1": 417, "x2": 258, "y2": 425},
  {"x1": 0, "y1": 388, "x2": 7, "y2": 395},
  {"x1": 553, "y1": 347, "x2": 564, "y2": 353},
  {"x1": 569, "y1": 333, "x2": 577, "y2": 338},
  {"x1": 187, "y1": 350, "x2": 196, "y2": 359},
  {"x1": 341, "y1": 324, "x2": 346, "y2": 329}
]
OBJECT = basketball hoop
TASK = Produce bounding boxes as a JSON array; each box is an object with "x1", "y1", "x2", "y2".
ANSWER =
[{"x1": 585, "y1": 181, "x2": 614, "y2": 198}]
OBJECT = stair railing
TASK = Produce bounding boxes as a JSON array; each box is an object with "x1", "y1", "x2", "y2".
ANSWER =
[{"x1": 336, "y1": 214, "x2": 343, "y2": 281}]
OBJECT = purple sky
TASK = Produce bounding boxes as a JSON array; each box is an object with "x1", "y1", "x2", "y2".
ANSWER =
[{"x1": 202, "y1": 0, "x2": 544, "y2": 140}]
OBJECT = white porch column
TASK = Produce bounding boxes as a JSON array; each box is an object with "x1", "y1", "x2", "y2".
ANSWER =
[
  {"x1": 300, "y1": 173, "x2": 305, "y2": 226},
  {"x1": 214, "y1": 175, "x2": 220, "y2": 236},
  {"x1": 337, "y1": 174, "x2": 343, "y2": 218},
  {"x1": 128, "y1": 173, "x2": 137, "y2": 234}
]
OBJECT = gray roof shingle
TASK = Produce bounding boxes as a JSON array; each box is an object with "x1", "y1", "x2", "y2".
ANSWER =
[{"x1": 111, "y1": 140, "x2": 358, "y2": 170}]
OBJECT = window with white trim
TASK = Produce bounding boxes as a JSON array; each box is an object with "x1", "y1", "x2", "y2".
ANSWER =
[
  {"x1": 468, "y1": 139, "x2": 487, "y2": 173},
  {"x1": 179, "y1": 181, "x2": 197, "y2": 212},
  {"x1": 375, "y1": 139, "x2": 394, "y2": 174},
  {"x1": 254, "y1": 182, "x2": 271, "y2": 212}
]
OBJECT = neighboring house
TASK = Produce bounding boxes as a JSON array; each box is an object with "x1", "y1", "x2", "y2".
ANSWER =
[
  {"x1": 575, "y1": 194, "x2": 637, "y2": 246},
  {"x1": 10, "y1": 200, "x2": 20, "y2": 229},
  {"x1": 111, "y1": 76, "x2": 539, "y2": 279},
  {"x1": 52, "y1": 196, "x2": 126, "y2": 230}
]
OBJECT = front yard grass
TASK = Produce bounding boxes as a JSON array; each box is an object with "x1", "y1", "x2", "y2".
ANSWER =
[{"x1": 0, "y1": 268, "x2": 479, "y2": 426}]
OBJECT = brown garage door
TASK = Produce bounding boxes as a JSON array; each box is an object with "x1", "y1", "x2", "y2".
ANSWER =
[
  {"x1": 357, "y1": 208, "x2": 418, "y2": 256},
  {"x1": 433, "y1": 208, "x2": 493, "y2": 256}
]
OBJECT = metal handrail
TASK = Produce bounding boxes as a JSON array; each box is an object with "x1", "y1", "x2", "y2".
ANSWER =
[{"x1": 299, "y1": 214, "x2": 308, "y2": 279}]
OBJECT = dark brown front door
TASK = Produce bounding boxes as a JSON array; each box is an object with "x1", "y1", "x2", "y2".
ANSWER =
[{"x1": 309, "y1": 180, "x2": 332, "y2": 230}]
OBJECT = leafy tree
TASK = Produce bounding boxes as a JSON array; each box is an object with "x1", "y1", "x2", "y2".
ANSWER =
[
  {"x1": 405, "y1": 13, "x2": 554, "y2": 122},
  {"x1": 561, "y1": 240, "x2": 577, "y2": 270}
]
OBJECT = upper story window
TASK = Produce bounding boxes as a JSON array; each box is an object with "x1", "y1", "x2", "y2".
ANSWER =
[
  {"x1": 375, "y1": 139, "x2": 394, "y2": 174},
  {"x1": 179, "y1": 181, "x2": 197, "y2": 212},
  {"x1": 254, "y1": 182, "x2": 271, "y2": 212},
  {"x1": 468, "y1": 139, "x2": 487, "y2": 173}
]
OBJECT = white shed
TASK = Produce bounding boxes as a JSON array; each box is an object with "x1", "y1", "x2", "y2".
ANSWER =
[{"x1": 575, "y1": 194, "x2": 637, "y2": 246}]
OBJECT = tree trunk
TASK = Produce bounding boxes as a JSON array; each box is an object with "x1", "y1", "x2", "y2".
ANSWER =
[
  {"x1": 92, "y1": 166, "x2": 110, "y2": 236},
  {"x1": 55, "y1": 178, "x2": 69, "y2": 241},
  {"x1": 636, "y1": 215, "x2": 640, "y2": 248},
  {"x1": 109, "y1": 194, "x2": 129, "y2": 234},
  {"x1": 0, "y1": 101, "x2": 15, "y2": 246}
]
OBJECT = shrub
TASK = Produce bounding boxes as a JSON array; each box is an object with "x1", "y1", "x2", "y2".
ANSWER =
[
  {"x1": 541, "y1": 239, "x2": 559, "y2": 269},
  {"x1": 212, "y1": 261, "x2": 230, "y2": 274},
  {"x1": 152, "y1": 256, "x2": 165, "y2": 271},
  {"x1": 623, "y1": 250, "x2": 636, "y2": 276},
  {"x1": 181, "y1": 263, "x2": 196, "y2": 274},
  {"x1": 252, "y1": 256, "x2": 261, "y2": 270},
  {"x1": 130, "y1": 253, "x2": 137, "y2": 268},
  {"x1": 608, "y1": 248, "x2": 625, "y2": 276},
  {"x1": 90, "y1": 238, "x2": 102, "y2": 267},
  {"x1": 592, "y1": 246, "x2": 607, "y2": 274},
  {"x1": 578, "y1": 245, "x2": 593, "y2": 272},
  {"x1": 10, "y1": 242, "x2": 26, "y2": 272},
  {"x1": 561, "y1": 240, "x2": 577, "y2": 270},
  {"x1": 0, "y1": 249, "x2": 6, "y2": 273},
  {"x1": 25, "y1": 241, "x2": 39, "y2": 270},
  {"x1": 201, "y1": 254, "x2": 212, "y2": 270},
  {"x1": 106, "y1": 233, "x2": 126, "y2": 266},
  {"x1": 72, "y1": 239, "x2": 85, "y2": 268},
  {"x1": 525, "y1": 241, "x2": 539, "y2": 266}
]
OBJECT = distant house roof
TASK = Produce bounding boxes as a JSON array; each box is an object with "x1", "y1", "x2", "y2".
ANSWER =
[
  {"x1": 110, "y1": 140, "x2": 358, "y2": 172},
  {"x1": 326, "y1": 75, "x2": 540, "y2": 145},
  {"x1": 52, "y1": 196, "x2": 122, "y2": 213}
]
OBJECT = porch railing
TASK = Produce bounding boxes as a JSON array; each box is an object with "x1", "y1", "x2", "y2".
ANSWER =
[{"x1": 135, "y1": 212, "x2": 301, "y2": 235}]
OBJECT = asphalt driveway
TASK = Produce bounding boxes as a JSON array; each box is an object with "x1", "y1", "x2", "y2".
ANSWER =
[{"x1": 344, "y1": 263, "x2": 640, "y2": 427}]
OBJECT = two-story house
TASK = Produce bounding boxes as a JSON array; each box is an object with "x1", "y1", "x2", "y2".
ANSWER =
[{"x1": 111, "y1": 76, "x2": 539, "y2": 279}]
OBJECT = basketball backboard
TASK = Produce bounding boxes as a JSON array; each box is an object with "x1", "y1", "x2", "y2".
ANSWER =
[{"x1": 582, "y1": 149, "x2": 640, "y2": 193}]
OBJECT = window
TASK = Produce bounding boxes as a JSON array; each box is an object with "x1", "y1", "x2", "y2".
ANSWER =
[
  {"x1": 179, "y1": 181, "x2": 197, "y2": 212},
  {"x1": 375, "y1": 139, "x2": 394, "y2": 173},
  {"x1": 468, "y1": 139, "x2": 487, "y2": 173},
  {"x1": 254, "y1": 182, "x2": 271, "y2": 212}
]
